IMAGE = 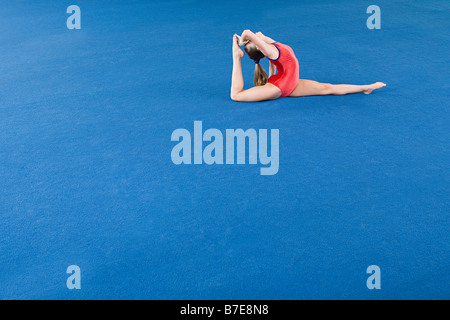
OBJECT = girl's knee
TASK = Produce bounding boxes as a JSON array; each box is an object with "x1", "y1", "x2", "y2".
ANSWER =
[{"x1": 321, "y1": 83, "x2": 334, "y2": 94}]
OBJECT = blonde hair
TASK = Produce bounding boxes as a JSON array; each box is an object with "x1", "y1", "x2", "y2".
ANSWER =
[
  {"x1": 254, "y1": 63, "x2": 268, "y2": 86},
  {"x1": 244, "y1": 43, "x2": 268, "y2": 86}
]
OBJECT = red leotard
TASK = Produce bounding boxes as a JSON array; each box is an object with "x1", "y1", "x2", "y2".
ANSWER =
[{"x1": 267, "y1": 42, "x2": 299, "y2": 97}]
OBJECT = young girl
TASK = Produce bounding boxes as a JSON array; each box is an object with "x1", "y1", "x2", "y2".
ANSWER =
[{"x1": 231, "y1": 30, "x2": 386, "y2": 102}]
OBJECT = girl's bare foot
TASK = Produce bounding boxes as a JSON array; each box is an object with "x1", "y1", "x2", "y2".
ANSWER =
[
  {"x1": 364, "y1": 82, "x2": 386, "y2": 94},
  {"x1": 233, "y1": 34, "x2": 244, "y2": 59}
]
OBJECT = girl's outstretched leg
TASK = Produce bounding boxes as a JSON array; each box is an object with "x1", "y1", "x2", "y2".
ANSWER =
[
  {"x1": 230, "y1": 34, "x2": 245, "y2": 99},
  {"x1": 331, "y1": 82, "x2": 386, "y2": 95},
  {"x1": 289, "y1": 80, "x2": 386, "y2": 97}
]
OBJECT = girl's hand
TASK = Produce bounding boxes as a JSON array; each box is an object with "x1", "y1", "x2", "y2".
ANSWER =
[
  {"x1": 240, "y1": 29, "x2": 250, "y2": 40},
  {"x1": 236, "y1": 34, "x2": 249, "y2": 46},
  {"x1": 233, "y1": 34, "x2": 244, "y2": 59}
]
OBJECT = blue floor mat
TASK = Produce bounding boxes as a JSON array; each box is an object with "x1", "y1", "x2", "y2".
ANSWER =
[{"x1": 0, "y1": 0, "x2": 448, "y2": 299}]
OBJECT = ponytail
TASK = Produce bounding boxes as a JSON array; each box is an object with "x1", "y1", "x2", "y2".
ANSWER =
[
  {"x1": 244, "y1": 43, "x2": 269, "y2": 86},
  {"x1": 254, "y1": 61, "x2": 268, "y2": 86}
]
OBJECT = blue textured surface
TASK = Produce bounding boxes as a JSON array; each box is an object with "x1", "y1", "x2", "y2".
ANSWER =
[{"x1": 0, "y1": 0, "x2": 448, "y2": 299}]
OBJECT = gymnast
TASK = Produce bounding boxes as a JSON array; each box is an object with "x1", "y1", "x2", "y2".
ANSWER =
[{"x1": 231, "y1": 30, "x2": 386, "y2": 102}]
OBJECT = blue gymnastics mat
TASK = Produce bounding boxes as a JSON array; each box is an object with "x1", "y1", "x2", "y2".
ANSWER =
[{"x1": 0, "y1": 0, "x2": 448, "y2": 299}]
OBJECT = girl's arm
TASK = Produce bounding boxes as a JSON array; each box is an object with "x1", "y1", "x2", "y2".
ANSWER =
[
  {"x1": 259, "y1": 32, "x2": 276, "y2": 76},
  {"x1": 255, "y1": 31, "x2": 276, "y2": 44},
  {"x1": 269, "y1": 61, "x2": 277, "y2": 77},
  {"x1": 255, "y1": 31, "x2": 277, "y2": 76},
  {"x1": 240, "y1": 29, "x2": 279, "y2": 60}
]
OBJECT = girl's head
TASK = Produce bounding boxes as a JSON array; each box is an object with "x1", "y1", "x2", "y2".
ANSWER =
[{"x1": 244, "y1": 42, "x2": 268, "y2": 87}]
